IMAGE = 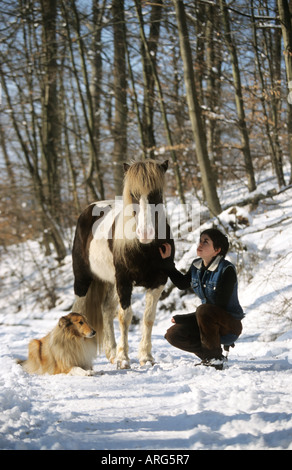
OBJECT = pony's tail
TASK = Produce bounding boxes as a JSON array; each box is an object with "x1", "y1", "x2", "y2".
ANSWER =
[{"x1": 85, "y1": 279, "x2": 105, "y2": 353}]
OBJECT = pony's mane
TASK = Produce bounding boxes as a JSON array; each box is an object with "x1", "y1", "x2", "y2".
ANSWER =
[{"x1": 123, "y1": 160, "x2": 166, "y2": 204}]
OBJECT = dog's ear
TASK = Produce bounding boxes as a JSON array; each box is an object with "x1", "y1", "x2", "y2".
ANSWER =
[{"x1": 58, "y1": 316, "x2": 70, "y2": 328}]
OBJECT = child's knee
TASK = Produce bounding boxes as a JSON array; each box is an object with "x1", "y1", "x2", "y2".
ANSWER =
[
  {"x1": 164, "y1": 325, "x2": 176, "y2": 345},
  {"x1": 196, "y1": 304, "x2": 214, "y2": 322}
]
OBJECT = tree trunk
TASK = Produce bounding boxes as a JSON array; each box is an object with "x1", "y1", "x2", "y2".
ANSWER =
[
  {"x1": 277, "y1": 0, "x2": 292, "y2": 183},
  {"x1": 72, "y1": 0, "x2": 105, "y2": 200},
  {"x1": 40, "y1": 0, "x2": 60, "y2": 216},
  {"x1": 125, "y1": 38, "x2": 147, "y2": 159},
  {"x1": 139, "y1": 0, "x2": 163, "y2": 158},
  {"x1": 205, "y1": 4, "x2": 223, "y2": 174},
  {"x1": 112, "y1": 0, "x2": 128, "y2": 195},
  {"x1": 266, "y1": 4, "x2": 285, "y2": 186},
  {"x1": 87, "y1": 0, "x2": 105, "y2": 199},
  {"x1": 251, "y1": 0, "x2": 285, "y2": 187},
  {"x1": 219, "y1": 0, "x2": 256, "y2": 193},
  {"x1": 172, "y1": 0, "x2": 222, "y2": 216}
]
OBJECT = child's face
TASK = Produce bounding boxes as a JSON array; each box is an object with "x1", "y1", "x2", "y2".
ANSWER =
[{"x1": 197, "y1": 235, "x2": 221, "y2": 264}]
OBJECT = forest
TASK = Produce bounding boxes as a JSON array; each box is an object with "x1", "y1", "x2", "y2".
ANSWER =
[{"x1": 1, "y1": 0, "x2": 292, "y2": 260}]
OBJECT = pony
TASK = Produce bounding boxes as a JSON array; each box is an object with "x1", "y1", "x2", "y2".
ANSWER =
[{"x1": 72, "y1": 159, "x2": 174, "y2": 369}]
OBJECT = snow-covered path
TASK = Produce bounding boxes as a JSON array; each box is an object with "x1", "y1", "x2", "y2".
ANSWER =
[{"x1": 0, "y1": 312, "x2": 292, "y2": 450}]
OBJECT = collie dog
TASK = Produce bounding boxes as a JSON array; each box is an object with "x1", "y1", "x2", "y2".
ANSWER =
[{"x1": 20, "y1": 313, "x2": 96, "y2": 376}]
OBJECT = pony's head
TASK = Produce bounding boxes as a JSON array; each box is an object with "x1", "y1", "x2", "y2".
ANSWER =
[{"x1": 122, "y1": 159, "x2": 168, "y2": 244}]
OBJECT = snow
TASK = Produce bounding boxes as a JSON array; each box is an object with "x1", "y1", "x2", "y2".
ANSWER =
[{"x1": 1, "y1": 169, "x2": 292, "y2": 451}]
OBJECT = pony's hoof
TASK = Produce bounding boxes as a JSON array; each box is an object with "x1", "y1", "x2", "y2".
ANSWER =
[
  {"x1": 117, "y1": 360, "x2": 130, "y2": 369},
  {"x1": 140, "y1": 360, "x2": 155, "y2": 368},
  {"x1": 140, "y1": 357, "x2": 155, "y2": 367}
]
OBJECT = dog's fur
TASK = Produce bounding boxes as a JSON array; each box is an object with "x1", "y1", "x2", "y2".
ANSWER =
[{"x1": 19, "y1": 313, "x2": 96, "y2": 376}]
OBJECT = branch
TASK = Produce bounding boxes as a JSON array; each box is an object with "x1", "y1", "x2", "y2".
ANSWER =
[{"x1": 224, "y1": 185, "x2": 292, "y2": 210}]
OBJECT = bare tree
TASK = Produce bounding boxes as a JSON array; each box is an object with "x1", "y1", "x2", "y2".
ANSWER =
[
  {"x1": 172, "y1": 0, "x2": 221, "y2": 216},
  {"x1": 0, "y1": 1, "x2": 67, "y2": 260},
  {"x1": 89, "y1": 0, "x2": 106, "y2": 199},
  {"x1": 139, "y1": 0, "x2": 163, "y2": 158},
  {"x1": 1, "y1": 0, "x2": 292, "y2": 266},
  {"x1": 61, "y1": 0, "x2": 105, "y2": 200},
  {"x1": 251, "y1": 0, "x2": 285, "y2": 187},
  {"x1": 219, "y1": 0, "x2": 256, "y2": 193},
  {"x1": 135, "y1": 0, "x2": 186, "y2": 205}
]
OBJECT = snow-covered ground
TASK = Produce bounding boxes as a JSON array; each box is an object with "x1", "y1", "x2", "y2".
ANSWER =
[{"x1": 0, "y1": 169, "x2": 292, "y2": 451}]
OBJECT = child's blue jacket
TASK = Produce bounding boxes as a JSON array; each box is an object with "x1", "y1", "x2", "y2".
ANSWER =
[{"x1": 190, "y1": 255, "x2": 244, "y2": 320}]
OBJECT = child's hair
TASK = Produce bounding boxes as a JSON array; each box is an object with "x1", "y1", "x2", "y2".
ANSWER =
[{"x1": 200, "y1": 228, "x2": 229, "y2": 258}]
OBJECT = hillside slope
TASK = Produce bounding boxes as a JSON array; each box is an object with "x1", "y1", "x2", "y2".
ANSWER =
[{"x1": 0, "y1": 172, "x2": 292, "y2": 450}]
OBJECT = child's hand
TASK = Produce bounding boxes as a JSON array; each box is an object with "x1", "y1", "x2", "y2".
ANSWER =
[{"x1": 159, "y1": 243, "x2": 172, "y2": 259}]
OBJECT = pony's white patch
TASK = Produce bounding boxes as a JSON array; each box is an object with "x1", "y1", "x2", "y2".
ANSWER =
[
  {"x1": 89, "y1": 238, "x2": 115, "y2": 284},
  {"x1": 136, "y1": 194, "x2": 155, "y2": 244},
  {"x1": 92, "y1": 199, "x2": 137, "y2": 242},
  {"x1": 89, "y1": 201, "x2": 117, "y2": 283}
]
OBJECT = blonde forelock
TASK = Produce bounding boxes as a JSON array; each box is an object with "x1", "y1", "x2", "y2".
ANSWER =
[{"x1": 123, "y1": 160, "x2": 165, "y2": 201}]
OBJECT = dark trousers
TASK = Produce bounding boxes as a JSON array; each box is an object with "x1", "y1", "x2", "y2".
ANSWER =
[{"x1": 164, "y1": 304, "x2": 242, "y2": 361}]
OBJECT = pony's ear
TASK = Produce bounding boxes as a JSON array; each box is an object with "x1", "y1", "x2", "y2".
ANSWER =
[
  {"x1": 160, "y1": 160, "x2": 168, "y2": 173},
  {"x1": 123, "y1": 163, "x2": 130, "y2": 173}
]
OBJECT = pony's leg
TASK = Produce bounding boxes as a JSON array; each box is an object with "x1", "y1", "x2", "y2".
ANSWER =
[
  {"x1": 116, "y1": 305, "x2": 133, "y2": 369},
  {"x1": 73, "y1": 279, "x2": 104, "y2": 353},
  {"x1": 102, "y1": 284, "x2": 118, "y2": 364},
  {"x1": 114, "y1": 273, "x2": 133, "y2": 369},
  {"x1": 72, "y1": 267, "x2": 92, "y2": 315},
  {"x1": 139, "y1": 285, "x2": 165, "y2": 366}
]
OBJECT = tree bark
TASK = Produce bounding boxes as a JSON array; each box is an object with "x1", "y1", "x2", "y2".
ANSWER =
[
  {"x1": 40, "y1": 0, "x2": 60, "y2": 216},
  {"x1": 140, "y1": 0, "x2": 163, "y2": 158},
  {"x1": 112, "y1": 0, "x2": 128, "y2": 195}
]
